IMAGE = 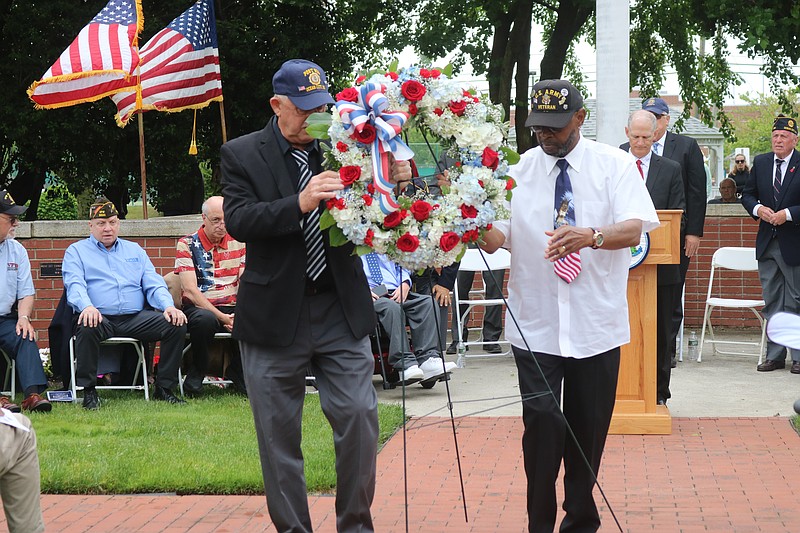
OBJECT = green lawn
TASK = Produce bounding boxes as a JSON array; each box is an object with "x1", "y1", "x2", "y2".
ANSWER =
[{"x1": 33, "y1": 389, "x2": 404, "y2": 495}]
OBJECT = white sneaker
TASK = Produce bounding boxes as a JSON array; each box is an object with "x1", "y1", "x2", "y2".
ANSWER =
[
  {"x1": 397, "y1": 365, "x2": 423, "y2": 383},
  {"x1": 419, "y1": 357, "x2": 457, "y2": 380}
]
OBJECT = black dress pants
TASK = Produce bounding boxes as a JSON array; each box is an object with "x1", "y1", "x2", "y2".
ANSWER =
[{"x1": 513, "y1": 346, "x2": 620, "y2": 533}]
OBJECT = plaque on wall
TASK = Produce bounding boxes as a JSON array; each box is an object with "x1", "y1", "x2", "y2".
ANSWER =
[{"x1": 40, "y1": 262, "x2": 62, "y2": 278}]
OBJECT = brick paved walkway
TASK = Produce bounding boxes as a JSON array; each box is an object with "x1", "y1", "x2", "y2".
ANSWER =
[{"x1": 20, "y1": 417, "x2": 800, "y2": 532}]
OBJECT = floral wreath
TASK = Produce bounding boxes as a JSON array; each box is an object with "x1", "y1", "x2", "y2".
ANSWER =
[{"x1": 311, "y1": 65, "x2": 518, "y2": 271}]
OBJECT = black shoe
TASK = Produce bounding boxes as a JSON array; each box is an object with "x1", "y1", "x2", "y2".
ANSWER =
[
  {"x1": 757, "y1": 359, "x2": 785, "y2": 372},
  {"x1": 153, "y1": 385, "x2": 186, "y2": 404},
  {"x1": 446, "y1": 342, "x2": 458, "y2": 355},
  {"x1": 484, "y1": 343, "x2": 502, "y2": 354},
  {"x1": 670, "y1": 356, "x2": 677, "y2": 368},
  {"x1": 182, "y1": 377, "x2": 204, "y2": 397},
  {"x1": 82, "y1": 388, "x2": 100, "y2": 410}
]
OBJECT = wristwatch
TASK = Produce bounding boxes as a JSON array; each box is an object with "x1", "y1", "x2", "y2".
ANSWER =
[{"x1": 590, "y1": 228, "x2": 604, "y2": 249}]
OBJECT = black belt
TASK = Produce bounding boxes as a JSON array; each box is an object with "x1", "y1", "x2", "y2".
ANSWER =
[{"x1": 304, "y1": 279, "x2": 332, "y2": 296}]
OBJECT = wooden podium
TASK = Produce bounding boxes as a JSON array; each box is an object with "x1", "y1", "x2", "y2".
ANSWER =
[{"x1": 608, "y1": 210, "x2": 682, "y2": 435}]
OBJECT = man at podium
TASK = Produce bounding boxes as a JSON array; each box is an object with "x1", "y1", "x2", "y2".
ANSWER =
[{"x1": 480, "y1": 80, "x2": 659, "y2": 533}]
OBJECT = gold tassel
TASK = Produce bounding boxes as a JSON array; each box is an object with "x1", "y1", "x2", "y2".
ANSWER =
[{"x1": 189, "y1": 109, "x2": 198, "y2": 155}]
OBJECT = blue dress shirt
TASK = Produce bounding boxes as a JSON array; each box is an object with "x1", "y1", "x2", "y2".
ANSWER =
[
  {"x1": 360, "y1": 253, "x2": 411, "y2": 291},
  {"x1": 63, "y1": 236, "x2": 174, "y2": 315},
  {"x1": 0, "y1": 238, "x2": 35, "y2": 316}
]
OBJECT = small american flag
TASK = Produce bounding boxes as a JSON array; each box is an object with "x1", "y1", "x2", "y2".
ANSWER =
[
  {"x1": 27, "y1": 0, "x2": 142, "y2": 109},
  {"x1": 111, "y1": 0, "x2": 222, "y2": 127}
]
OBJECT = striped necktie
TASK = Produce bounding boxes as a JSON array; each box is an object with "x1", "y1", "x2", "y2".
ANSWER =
[
  {"x1": 291, "y1": 149, "x2": 326, "y2": 281},
  {"x1": 553, "y1": 159, "x2": 581, "y2": 283},
  {"x1": 774, "y1": 159, "x2": 784, "y2": 205}
]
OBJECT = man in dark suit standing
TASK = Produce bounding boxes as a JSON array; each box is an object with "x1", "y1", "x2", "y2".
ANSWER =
[
  {"x1": 622, "y1": 97, "x2": 706, "y2": 368},
  {"x1": 220, "y1": 59, "x2": 411, "y2": 533},
  {"x1": 742, "y1": 115, "x2": 800, "y2": 374},
  {"x1": 624, "y1": 110, "x2": 686, "y2": 405}
]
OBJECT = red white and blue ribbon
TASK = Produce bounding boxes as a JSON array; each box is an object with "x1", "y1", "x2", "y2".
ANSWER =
[{"x1": 336, "y1": 82, "x2": 414, "y2": 214}]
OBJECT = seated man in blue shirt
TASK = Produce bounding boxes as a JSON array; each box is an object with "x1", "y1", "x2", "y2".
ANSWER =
[
  {"x1": 0, "y1": 191, "x2": 50, "y2": 413},
  {"x1": 361, "y1": 252, "x2": 456, "y2": 385},
  {"x1": 62, "y1": 200, "x2": 188, "y2": 410}
]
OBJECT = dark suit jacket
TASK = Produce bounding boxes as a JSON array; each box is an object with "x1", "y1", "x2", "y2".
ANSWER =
[
  {"x1": 220, "y1": 117, "x2": 375, "y2": 346},
  {"x1": 741, "y1": 149, "x2": 800, "y2": 266},
  {"x1": 621, "y1": 131, "x2": 706, "y2": 238},
  {"x1": 644, "y1": 154, "x2": 686, "y2": 285}
]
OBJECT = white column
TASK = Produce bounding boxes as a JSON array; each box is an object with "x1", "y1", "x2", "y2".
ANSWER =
[{"x1": 595, "y1": 0, "x2": 630, "y2": 147}]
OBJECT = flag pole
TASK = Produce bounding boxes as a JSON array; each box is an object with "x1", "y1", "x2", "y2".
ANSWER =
[
  {"x1": 137, "y1": 112, "x2": 148, "y2": 219},
  {"x1": 219, "y1": 99, "x2": 228, "y2": 144}
]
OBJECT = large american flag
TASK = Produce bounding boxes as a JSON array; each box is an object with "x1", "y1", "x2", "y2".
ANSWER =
[
  {"x1": 112, "y1": 0, "x2": 222, "y2": 127},
  {"x1": 27, "y1": 0, "x2": 142, "y2": 109}
]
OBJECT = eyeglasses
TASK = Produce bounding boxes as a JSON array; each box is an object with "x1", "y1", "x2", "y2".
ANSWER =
[
  {"x1": 0, "y1": 215, "x2": 18, "y2": 224},
  {"x1": 291, "y1": 104, "x2": 328, "y2": 117},
  {"x1": 531, "y1": 125, "x2": 564, "y2": 135},
  {"x1": 204, "y1": 216, "x2": 225, "y2": 226}
]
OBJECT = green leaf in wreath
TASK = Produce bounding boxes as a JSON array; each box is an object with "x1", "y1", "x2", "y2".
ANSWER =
[
  {"x1": 500, "y1": 146, "x2": 520, "y2": 165},
  {"x1": 354, "y1": 245, "x2": 373, "y2": 256},
  {"x1": 388, "y1": 59, "x2": 399, "y2": 73},
  {"x1": 305, "y1": 112, "x2": 332, "y2": 140},
  {"x1": 327, "y1": 224, "x2": 349, "y2": 247},
  {"x1": 455, "y1": 245, "x2": 467, "y2": 262},
  {"x1": 319, "y1": 209, "x2": 336, "y2": 230},
  {"x1": 440, "y1": 63, "x2": 453, "y2": 77},
  {"x1": 505, "y1": 190, "x2": 513, "y2": 202}
]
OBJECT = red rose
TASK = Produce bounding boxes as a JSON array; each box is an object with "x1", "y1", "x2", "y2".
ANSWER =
[
  {"x1": 506, "y1": 177, "x2": 516, "y2": 190},
  {"x1": 410, "y1": 200, "x2": 433, "y2": 221},
  {"x1": 482, "y1": 147, "x2": 499, "y2": 170},
  {"x1": 383, "y1": 210, "x2": 407, "y2": 228},
  {"x1": 419, "y1": 68, "x2": 431, "y2": 78},
  {"x1": 355, "y1": 75, "x2": 366, "y2": 84},
  {"x1": 448, "y1": 100, "x2": 468, "y2": 116},
  {"x1": 397, "y1": 233, "x2": 420, "y2": 252},
  {"x1": 367, "y1": 182, "x2": 375, "y2": 194},
  {"x1": 433, "y1": 108, "x2": 444, "y2": 116},
  {"x1": 336, "y1": 141, "x2": 349, "y2": 153},
  {"x1": 463, "y1": 90, "x2": 472, "y2": 97},
  {"x1": 352, "y1": 124, "x2": 377, "y2": 144},
  {"x1": 430, "y1": 69, "x2": 441, "y2": 78},
  {"x1": 408, "y1": 103, "x2": 418, "y2": 116},
  {"x1": 401, "y1": 80, "x2": 427, "y2": 102},
  {"x1": 460, "y1": 204, "x2": 478, "y2": 219},
  {"x1": 335, "y1": 87, "x2": 359, "y2": 103},
  {"x1": 461, "y1": 229, "x2": 479, "y2": 243},
  {"x1": 362, "y1": 194, "x2": 373, "y2": 206},
  {"x1": 339, "y1": 166, "x2": 361, "y2": 186},
  {"x1": 364, "y1": 229, "x2": 374, "y2": 246},
  {"x1": 486, "y1": 223, "x2": 493, "y2": 230},
  {"x1": 387, "y1": 71, "x2": 399, "y2": 81},
  {"x1": 439, "y1": 232, "x2": 460, "y2": 252},
  {"x1": 325, "y1": 198, "x2": 346, "y2": 210}
]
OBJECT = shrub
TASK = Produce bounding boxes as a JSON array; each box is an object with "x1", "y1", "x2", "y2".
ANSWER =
[{"x1": 37, "y1": 182, "x2": 79, "y2": 220}]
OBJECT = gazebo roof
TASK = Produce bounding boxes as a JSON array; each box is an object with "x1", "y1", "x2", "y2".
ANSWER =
[{"x1": 582, "y1": 98, "x2": 724, "y2": 141}]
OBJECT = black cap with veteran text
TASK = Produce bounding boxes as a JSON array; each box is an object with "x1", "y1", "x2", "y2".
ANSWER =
[
  {"x1": 525, "y1": 79, "x2": 584, "y2": 129},
  {"x1": 773, "y1": 114, "x2": 798, "y2": 135}
]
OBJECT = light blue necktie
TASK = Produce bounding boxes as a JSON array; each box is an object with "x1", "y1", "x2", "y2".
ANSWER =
[{"x1": 365, "y1": 252, "x2": 383, "y2": 284}]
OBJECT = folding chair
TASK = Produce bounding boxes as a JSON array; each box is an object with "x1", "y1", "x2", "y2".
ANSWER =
[
  {"x1": 1, "y1": 349, "x2": 15, "y2": 398},
  {"x1": 179, "y1": 332, "x2": 234, "y2": 396},
  {"x1": 69, "y1": 336, "x2": 149, "y2": 401},
  {"x1": 698, "y1": 247, "x2": 766, "y2": 363},
  {"x1": 453, "y1": 247, "x2": 512, "y2": 367}
]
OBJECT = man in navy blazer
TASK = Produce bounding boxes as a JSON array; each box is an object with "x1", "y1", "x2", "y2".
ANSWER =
[
  {"x1": 221, "y1": 59, "x2": 411, "y2": 533},
  {"x1": 621, "y1": 98, "x2": 706, "y2": 369},
  {"x1": 742, "y1": 115, "x2": 800, "y2": 374},
  {"x1": 624, "y1": 110, "x2": 686, "y2": 405}
]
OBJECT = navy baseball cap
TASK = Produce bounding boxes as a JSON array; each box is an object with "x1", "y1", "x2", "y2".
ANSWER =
[
  {"x1": 773, "y1": 115, "x2": 798, "y2": 135},
  {"x1": 525, "y1": 79, "x2": 584, "y2": 129},
  {"x1": 641, "y1": 97, "x2": 670, "y2": 116},
  {"x1": 0, "y1": 190, "x2": 27, "y2": 216},
  {"x1": 272, "y1": 59, "x2": 334, "y2": 111}
]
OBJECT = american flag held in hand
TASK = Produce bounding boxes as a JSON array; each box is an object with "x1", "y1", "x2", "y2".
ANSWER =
[
  {"x1": 112, "y1": 0, "x2": 222, "y2": 127},
  {"x1": 27, "y1": 0, "x2": 142, "y2": 109}
]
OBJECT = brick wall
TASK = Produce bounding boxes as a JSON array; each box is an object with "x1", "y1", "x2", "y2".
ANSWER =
[{"x1": 18, "y1": 205, "x2": 763, "y2": 350}]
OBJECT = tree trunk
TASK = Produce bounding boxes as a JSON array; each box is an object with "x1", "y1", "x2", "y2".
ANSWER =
[
  {"x1": 513, "y1": 0, "x2": 534, "y2": 152},
  {"x1": 487, "y1": 6, "x2": 517, "y2": 119},
  {"x1": 539, "y1": 0, "x2": 594, "y2": 80}
]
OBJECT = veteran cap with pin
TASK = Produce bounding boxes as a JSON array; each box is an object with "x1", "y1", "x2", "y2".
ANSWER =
[
  {"x1": 772, "y1": 114, "x2": 798, "y2": 135},
  {"x1": 525, "y1": 79, "x2": 584, "y2": 129},
  {"x1": 89, "y1": 200, "x2": 119, "y2": 220}
]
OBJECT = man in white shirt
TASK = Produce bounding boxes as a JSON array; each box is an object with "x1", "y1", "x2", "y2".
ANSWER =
[{"x1": 481, "y1": 80, "x2": 659, "y2": 533}]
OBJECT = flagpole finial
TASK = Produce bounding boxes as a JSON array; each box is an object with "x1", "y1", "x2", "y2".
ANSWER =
[{"x1": 189, "y1": 110, "x2": 198, "y2": 155}]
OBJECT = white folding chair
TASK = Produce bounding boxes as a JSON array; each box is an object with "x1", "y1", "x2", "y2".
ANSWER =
[
  {"x1": 453, "y1": 247, "x2": 511, "y2": 367},
  {"x1": 69, "y1": 336, "x2": 149, "y2": 401},
  {"x1": 1, "y1": 349, "x2": 15, "y2": 398},
  {"x1": 179, "y1": 332, "x2": 233, "y2": 396},
  {"x1": 698, "y1": 247, "x2": 766, "y2": 363}
]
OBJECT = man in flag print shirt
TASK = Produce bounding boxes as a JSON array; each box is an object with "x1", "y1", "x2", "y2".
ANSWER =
[{"x1": 175, "y1": 196, "x2": 246, "y2": 395}]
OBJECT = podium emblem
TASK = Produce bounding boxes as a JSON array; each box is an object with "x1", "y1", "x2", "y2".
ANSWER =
[{"x1": 629, "y1": 232, "x2": 650, "y2": 269}]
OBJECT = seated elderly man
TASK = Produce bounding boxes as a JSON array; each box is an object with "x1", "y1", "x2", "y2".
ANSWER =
[
  {"x1": 62, "y1": 200, "x2": 187, "y2": 410},
  {"x1": 361, "y1": 252, "x2": 456, "y2": 385},
  {"x1": 0, "y1": 191, "x2": 50, "y2": 413},
  {"x1": 175, "y1": 196, "x2": 246, "y2": 395}
]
